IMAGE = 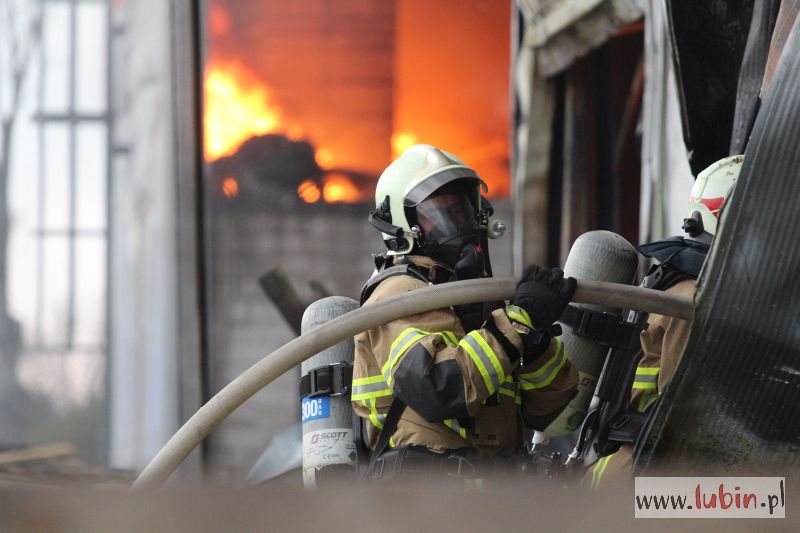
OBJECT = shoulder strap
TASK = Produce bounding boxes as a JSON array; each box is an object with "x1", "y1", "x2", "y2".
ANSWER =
[
  {"x1": 642, "y1": 262, "x2": 694, "y2": 292},
  {"x1": 359, "y1": 263, "x2": 430, "y2": 304},
  {"x1": 363, "y1": 398, "x2": 407, "y2": 478}
]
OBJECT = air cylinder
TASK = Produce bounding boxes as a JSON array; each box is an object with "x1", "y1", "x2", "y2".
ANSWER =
[
  {"x1": 542, "y1": 230, "x2": 638, "y2": 438},
  {"x1": 300, "y1": 296, "x2": 359, "y2": 487}
]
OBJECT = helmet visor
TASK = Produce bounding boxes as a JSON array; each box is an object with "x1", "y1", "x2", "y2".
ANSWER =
[
  {"x1": 404, "y1": 167, "x2": 487, "y2": 207},
  {"x1": 414, "y1": 190, "x2": 479, "y2": 248}
]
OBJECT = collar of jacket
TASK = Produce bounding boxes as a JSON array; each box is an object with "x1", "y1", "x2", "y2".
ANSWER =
[
  {"x1": 638, "y1": 236, "x2": 709, "y2": 279},
  {"x1": 402, "y1": 255, "x2": 455, "y2": 285}
]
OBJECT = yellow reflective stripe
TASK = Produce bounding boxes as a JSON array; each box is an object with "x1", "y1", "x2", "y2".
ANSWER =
[
  {"x1": 443, "y1": 419, "x2": 468, "y2": 440},
  {"x1": 462, "y1": 339, "x2": 493, "y2": 392},
  {"x1": 637, "y1": 390, "x2": 661, "y2": 413},
  {"x1": 460, "y1": 331, "x2": 504, "y2": 394},
  {"x1": 381, "y1": 328, "x2": 458, "y2": 386},
  {"x1": 382, "y1": 328, "x2": 427, "y2": 374},
  {"x1": 351, "y1": 374, "x2": 392, "y2": 402},
  {"x1": 383, "y1": 332, "x2": 426, "y2": 385},
  {"x1": 369, "y1": 413, "x2": 385, "y2": 429},
  {"x1": 352, "y1": 375, "x2": 386, "y2": 386},
  {"x1": 505, "y1": 305, "x2": 533, "y2": 328},
  {"x1": 389, "y1": 436, "x2": 396, "y2": 448},
  {"x1": 499, "y1": 386, "x2": 517, "y2": 398},
  {"x1": 633, "y1": 366, "x2": 659, "y2": 390},
  {"x1": 351, "y1": 389, "x2": 393, "y2": 401},
  {"x1": 471, "y1": 332, "x2": 505, "y2": 383},
  {"x1": 498, "y1": 387, "x2": 516, "y2": 399},
  {"x1": 441, "y1": 331, "x2": 458, "y2": 346},
  {"x1": 364, "y1": 398, "x2": 386, "y2": 430},
  {"x1": 499, "y1": 376, "x2": 516, "y2": 399},
  {"x1": 591, "y1": 453, "x2": 615, "y2": 489},
  {"x1": 350, "y1": 384, "x2": 392, "y2": 402},
  {"x1": 519, "y1": 339, "x2": 566, "y2": 390}
]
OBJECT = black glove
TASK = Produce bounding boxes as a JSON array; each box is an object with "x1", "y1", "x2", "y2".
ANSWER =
[
  {"x1": 512, "y1": 265, "x2": 576, "y2": 331},
  {"x1": 454, "y1": 300, "x2": 503, "y2": 332}
]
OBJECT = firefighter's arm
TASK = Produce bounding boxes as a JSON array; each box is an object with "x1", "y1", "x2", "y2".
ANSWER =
[
  {"x1": 505, "y1": 265, "x2": 578, "y2": 429},
  {"x1": 631, "y1": 280, "x2": 695, "y2": 410},
  {"x1": 630, "y1": 314, "x2": 666, "y2": 411},
  {"x1": 361, "y1": 277, "x2": 519, "y2": 422},
  {"x1": 518, "y1": 336, "x2": 578, "y2": 430}
]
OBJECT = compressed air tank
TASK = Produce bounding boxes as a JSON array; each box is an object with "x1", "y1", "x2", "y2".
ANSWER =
[
  {"x1": 300, "y1": 296, "x2": 359, "y2": 487},
  {"x1": 542, "y1": 230, "x2": 638, "y2": 438}
]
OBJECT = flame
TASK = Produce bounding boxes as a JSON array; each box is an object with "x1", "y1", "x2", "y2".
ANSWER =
[
  {"x1": 298, "y1": 179, "x2": 321, "y2": 203},
  {"x1": 204, "y1": 62, "x2": 283, "y2": 160},
  {"x1": 222, "y1": 176, "x2": 239, "y2": 198},
  {"x1": 204, "y1": 52, "x2": 368, "y2": 204},
  {"x1": 316, "y1": 147, "x2": 334, "y2": 168},
  {"x1": 322, "y1": 174, "x2": 363, "y2": 203},
  {"x1": 209, "y1": 4, "x2": 231, "y2": 37},
  {"x1": 391, "y1": 132, "x2": 418, "y2": 158}
]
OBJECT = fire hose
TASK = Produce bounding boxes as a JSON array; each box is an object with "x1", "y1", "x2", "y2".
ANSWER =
[{"x1": 132, "y1": 277, "x2": 692, "y2": 489}]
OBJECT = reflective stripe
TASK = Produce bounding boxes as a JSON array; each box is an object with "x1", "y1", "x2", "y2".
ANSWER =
[
  {"x1": 382, "y1": 328, "x2": 428, "y2": 383},
  {"x1": 353, "y1": 375, "x2": 387, "y2": 385},
  {"x1": 591, "y1": 452, "x2": 616, "y2": 489},
  {"x1": 632, "y1": 367, "x2": 660, "y2": 390},
  {"x1": 519, "y1": 339, "x2": 566, "y2": 390},
  {"x1": 441, "y1": 331, "x2": 458, "y2": 346},
  {"x1": 443, "y1": 419, "x2": 468, "y2": 440},
  {"x1": 389, "y1": 436, "x2": 396, "y2": 448},
  {"x1": 351, "y1": 375, "x2": 392, "y2": 402},
  {"x1": 499, "y1": 375, "x2": 516, "y2": 400},
  {"x1": 381, "y1": 328, "x2": 457, "y2": 386},
  {"x1": 637, "y1": 390, "x2": 661, "y2": 413},
  {"x1": 498, "y1": 386, "x2": 516, "y2": 399},
  {"x1": 460, "y1": 331, "x2": 504, "y2": 394},
  {"x1": 505, "y1": 305, "x2": 533, "y2": 328},
  {"x1": 365, "y1": 398, "x2": 386, "y2": 430}
]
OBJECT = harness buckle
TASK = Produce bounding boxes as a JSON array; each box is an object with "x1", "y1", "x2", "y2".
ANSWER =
[
  {"x1": 445, "y1": 455, "x2": 476, "y2": 478},
  {"x1": 301, "y1": 361, "x2": 352, "y2": 398}
]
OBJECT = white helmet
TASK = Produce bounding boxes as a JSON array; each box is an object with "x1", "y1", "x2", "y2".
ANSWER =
[
  {"x1": 683, "y1": 154, "x2": 743, "y2": 240},
  {"x1": 369, "y1": 144, "x2": 487, "y2": 257}
]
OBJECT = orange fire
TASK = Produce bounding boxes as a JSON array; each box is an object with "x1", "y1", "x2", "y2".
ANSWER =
[
  {"x1": 222, "y1": 176, "x2": 239, "y2": 198},
  {"x1": 204, "y1": 47, "x2": 365, "y2": 202},
  {"x1": 391, "y1": 131, "x2": 418, "y2": 158},
  {"x1": 204, "y1": 62, "x2": 283, "y2": 160},
  {"x1": 297, "y1": 179, "x2": 321, "y2": 203},
  {"x1": 296, "y1": 176, "x2": 364, "y2": 204},
  {"x1": 322, "y1": 174, "x2": 363, "y2": 203},
  {"x1": 209, "y1": 4, "x2": 231, "y2": 37}
]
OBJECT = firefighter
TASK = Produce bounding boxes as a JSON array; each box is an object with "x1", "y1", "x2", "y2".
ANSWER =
[
  {"x1": 589, "y1": 155, "x2": 743, "y2": 488},
  {"x1": 353, "y1": 144, "x2": 578, "y2": 482}
]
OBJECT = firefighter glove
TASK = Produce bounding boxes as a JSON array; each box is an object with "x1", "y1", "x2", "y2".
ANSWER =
[{"x1": 512, "y1": 265, "x2": 576, "y2": 330}]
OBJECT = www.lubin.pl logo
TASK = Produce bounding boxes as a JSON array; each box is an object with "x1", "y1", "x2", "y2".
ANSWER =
[{"x1": 634, "y1": 477, "x2": 786, "y2": 518}]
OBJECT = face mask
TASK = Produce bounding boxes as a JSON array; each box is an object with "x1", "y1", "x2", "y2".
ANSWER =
[
  {"x1": 415, "y1": 191, "x2": 482, "y2": 269},
  {"x1": 451, "y1": 241, "x2": 485, "y2": 280}
]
